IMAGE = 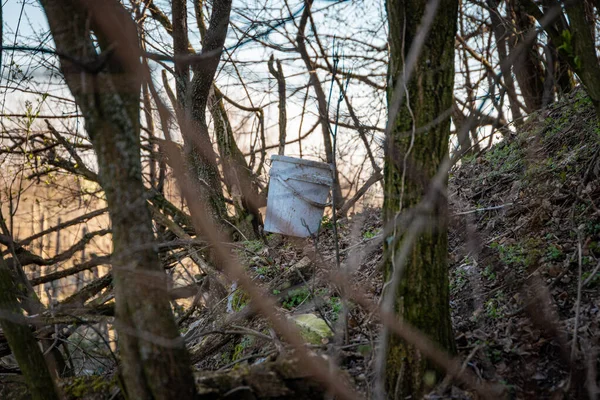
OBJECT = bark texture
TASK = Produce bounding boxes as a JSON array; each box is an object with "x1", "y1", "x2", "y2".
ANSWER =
[
  {"x1": 384, "y1": 0, "x2": 457, "y2": 398},
  {"x1": 210, "y1": 88, "x2": 265, "y2": 238},
  {"x1": 195, "y1": 0, "x2": 264, "y2": 238},
  {"x1": 184, "y1": 0, "x2": 233, "y2": 231},
  {"x1": 518, "y1": 0, "x2": 600, "y2": 117},
  {"x1": 268, "y1": 55, "x2": 288, "y2": 156},
  {"x1": 39, "y1": 1, "x2": 196, "y2": 399},
  {"x1": 508, "y1": 0, "x2": 546, "y2": 111},
  {"x1": 487, "y1": 0, "x2": 524, "y2": 120},
  {"x1": 0, "y1": 255, "x2": 59, "y2": 400}
]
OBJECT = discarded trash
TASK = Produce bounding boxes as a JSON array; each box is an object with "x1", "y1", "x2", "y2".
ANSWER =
[{"x1": 264, "y1": 155, "x2": 333, "y2": 237}]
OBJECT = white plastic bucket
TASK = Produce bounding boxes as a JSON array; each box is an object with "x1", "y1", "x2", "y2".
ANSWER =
[{"x1": 264, "y1": 155, "x2": 333, "y2": 237}]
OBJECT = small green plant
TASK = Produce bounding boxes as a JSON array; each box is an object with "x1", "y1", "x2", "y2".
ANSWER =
[
  {"x1": 582, "y1": 271, "x2": 600, "y2": 286},
  {"x1": 546, "y1": 244, "x2": 564, "y2": 261},
  {"x1": 482, "y1": 266, "x2": 496, "y2": 281},
  {"x1": 486, "y1": 346, "x2": 503, "y2": 363},
  {"x1": 329, "y1": 296, "x2": 342, "y2": 320},
  {"x1": 589, "y1": 241, "x2": 600, "y2": 256},
  {"x1": 282, "y1": 288, "x2": 310, "y2": 310},
  {"x1": 482, "y1": 139, "x2": 525, "y2": 179},
  {"x1": 490, "y1": 241, "x2": 540, "y2": 271},
  {"x1": 221, "y1": 350, "x2": 232, "y2": 364},
  {"x1": 585, "y1": 221, "x2": 600, "y2": 236},
  {"x1": 357, "y1": 344, "x2": 372, "y2": 356},
  {"x1": 363, "y1": 228, "x2": 380, "y2": 239},
  {"x1": 242, "y1": 240, "x2": 264, "y2": 253},
  {"x1": 255, "y1": 265, "x2": 272, "y2": 278},
  {"x1": 321, "y1": 215, "x2": 334, "y2": 230},
  {"x1": 574, "y1": 91, "x2": 593, "y2": 110},
  {"x1": 450, "y1": 267, "x2": 469, "y2": 294},
  {"x1": 485, "y1": 291, "x2": 506, "y2": 319}
]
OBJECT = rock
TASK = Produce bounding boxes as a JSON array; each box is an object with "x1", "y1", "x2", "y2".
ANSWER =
[
  {"x1": 284, "y1": 256, "x2": 313, "y2": 283},
  {"x1": 292, "y1": 314, "x2": 333, "y2": 345}
]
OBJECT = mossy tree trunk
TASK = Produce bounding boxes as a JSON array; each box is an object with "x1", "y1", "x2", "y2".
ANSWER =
[
  {"x1": 518, "y1": 0, "x2": 600, "y2": 118},
  {"x1": 194, "y1": 0, "x2": 264, "y2": 239},
  {"x1": 0, "y1": 255, "x2": 59, "y2": 400},
  {"x1": 507, "y1": 0, "x2": 547, "y2": 111},
  {"x1": 170, "y1": 0, "x2": 231, "y2": 232},
  {"x1": 210, "y1": 88, "x2": 265, "y2": 239},
  {"x1": 160, "y1": 0, "x2": 262, "y2": 238},
  {"x1": 383, "y1": 0, "x2": 457, "y2": 398},
  {"x1": 186, "y1": 0, "x2": 233, "y2": 232},
  {"x1": 40, "y1": 2, "x2": 196, "y2": 399}
]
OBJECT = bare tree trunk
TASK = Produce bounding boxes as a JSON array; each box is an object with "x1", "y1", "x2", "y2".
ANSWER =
[
  {"x1": 487, "y1": 0, "x2": 525, "y2": 120},
  {"x1": 296, "y1": 0, "x2": 344, "y2": 206},
  {"x1": 268, "y1": 55, "x2": 288, "y2": 156},
  {"x1": 194, "y1": 1, "x2": 264, "y2": 238},
  {"x1": 0, "y1": 254, "x2": 60, "y2": 400},
  {"x1": 508, "y1": 0, "x2": 546, "y2": 111},
  {"x1": 186, "y1": 0, "x2": 233, "y2": 232},
  {"x1": 210, "y1": 88, "x2": 265, "y2": 239},
  {"x1": 40, "y1": 2, "x2": 196, "y2": 399},
  {"x1": 169, "y1": 0, "x2": 230, "y2": 231},
  {"x1": 172, "y1": 0, "x2": 190, "y2": 109},
  {"x1": 384, "y1": 0, "x2": 457, "y2": 398},
  {"x1": 519, "y1": 0, "x2": 600, "y2": 117}
]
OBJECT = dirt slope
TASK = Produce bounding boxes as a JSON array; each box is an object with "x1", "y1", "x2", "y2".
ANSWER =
[{"x1": 448, "y1": 88, "x2": 600, "y2": 399}]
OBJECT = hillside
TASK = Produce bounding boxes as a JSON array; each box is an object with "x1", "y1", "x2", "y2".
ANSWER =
[
  {"x1": 448, "y1": 88, "x2": 600, "y2": 399},
  {"x1": 180, "y1": 88, "x2": 600, "y2": 399}
]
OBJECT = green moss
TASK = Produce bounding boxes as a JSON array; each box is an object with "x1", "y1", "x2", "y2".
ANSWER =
[
  {"x1": 231, "y1": 290, "x2": 249, "y2": 312},
  {"x1": 292, "y1": 314, "x2": 333, "y2": 345},
  {"x1": 232, "y1": 335, "x2": 254, "y2": 361},
  {"x1": 62, "y1": 375, "x2": 114, "y2": 399}
]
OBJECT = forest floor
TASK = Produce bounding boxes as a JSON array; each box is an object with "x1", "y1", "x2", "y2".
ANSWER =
[{"x1": 183, "y1": 87, "x2": 599, "y2": 399}]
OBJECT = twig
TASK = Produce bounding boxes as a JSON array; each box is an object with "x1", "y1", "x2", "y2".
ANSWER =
[
  {"x1": 571, "y1": 229, "x2": 584, "y2": 362},
  {"x1": 454, "y1": 203, "x2": 513, "y2": 215},
  {"x1": 268, "y1": 54, "x2": 287, "y2": 156},
  {"x1": 218, "y1": 349, "x2": 277, "y2": 371},
  {"x1": 585, "y1": 345, "x2": 599, "y2": 400},
  {"x1": 583, "y1": 258, "x2": 600, "y2": 287},
  {"x1": 222, "y1": 218, "x2": 249, "y2": 242},
  {"x1": 437, "y1": 344, "x2": 482, "y2": 394},
  {"x1": 195, "y1": 328, "x2": 272, "y2": 342}
]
